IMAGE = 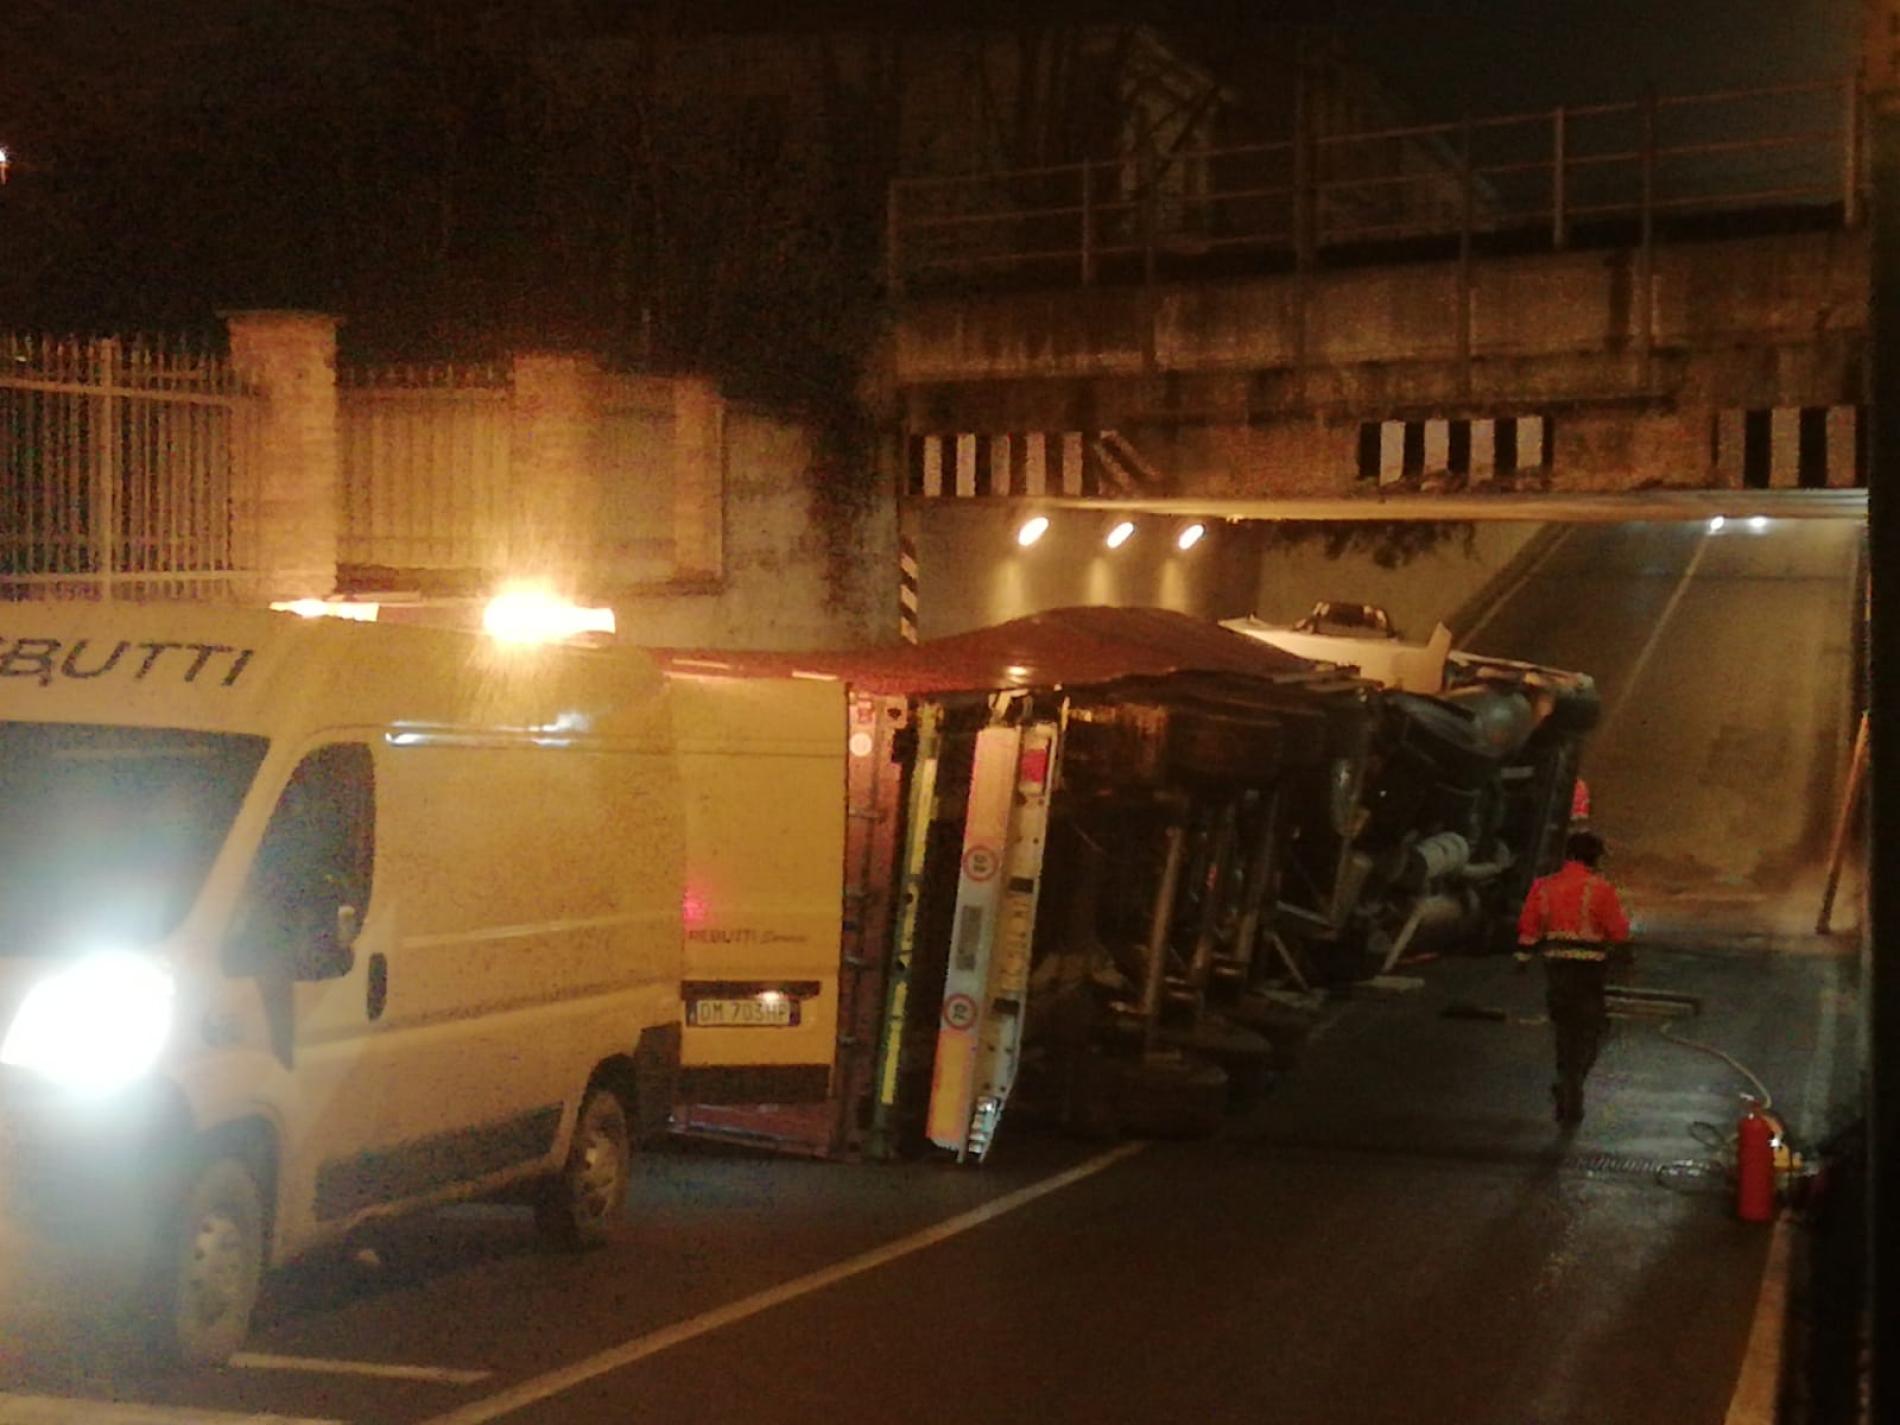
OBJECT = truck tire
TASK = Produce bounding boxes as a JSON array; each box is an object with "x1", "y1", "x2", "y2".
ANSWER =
[
  {"x1": 1114, "y1": 1054, "x2": 1229, "y2": 1139},
  {"x1": 1225, "y1": 994, "x2": 1319, "y2": 1069},
  {"x1": 1166, "y1": 1021, "x2": 1274, "y2": 1108},
  {"x1": 1063, "y1": 1050, "x2": 1127, "y2": 1142},
  {"x1": 535, "y1": 1086, "x2": 632, "y2": 1250},
  {"x1": 143, "y1": 1156, "x2": 265, "y2": 1367}
]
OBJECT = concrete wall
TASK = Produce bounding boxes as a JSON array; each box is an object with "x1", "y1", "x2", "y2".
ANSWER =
[
  {"x1": 914, "y1": 504, "x2": 1261, "y2": 638},
  {"x1": 895, "y1": 230, "x2": 1866, "y2": 389},
  {"x1": 1251, "y1": 522, "x2": 1548, "y2": 640},
  {"x1": 614, "y1": 406, "x2": 895, "y2": 651}
]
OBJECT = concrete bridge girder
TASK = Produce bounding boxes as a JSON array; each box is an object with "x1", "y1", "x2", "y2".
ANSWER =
[{"x1": 892, "y1": 229, "x2": 1868, "y2": 499}]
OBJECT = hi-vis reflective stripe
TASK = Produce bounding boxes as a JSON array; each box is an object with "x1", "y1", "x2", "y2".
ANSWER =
[
  {"x1": 1542, "y1": 868, "x2": 1612, "y2": 956},
  {"x1": 873, "y1": 706, "x2": 942, "y2": 1124},
  {"x1": 925, "y1": 724, "x2": 1021, "y2": 1152}
]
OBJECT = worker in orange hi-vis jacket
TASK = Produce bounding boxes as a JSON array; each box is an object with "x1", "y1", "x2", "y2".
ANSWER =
[{"x1": 1516, "y1": 829, "x2": 1632, "y2": 1125}]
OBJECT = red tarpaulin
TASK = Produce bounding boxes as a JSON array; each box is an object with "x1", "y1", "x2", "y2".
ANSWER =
[{"x1": 652, "y1": 606, "x2": 1325, "y2": 695}]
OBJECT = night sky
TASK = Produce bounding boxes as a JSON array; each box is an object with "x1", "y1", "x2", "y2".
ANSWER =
[{"x1": 0, "y1": 0, "x2": 1857, "y2": 376}]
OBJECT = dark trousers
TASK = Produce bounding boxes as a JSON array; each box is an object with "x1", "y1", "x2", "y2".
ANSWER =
[{"x1": 1542, "y1": 955, "x2": 1609, "y2": 1092}]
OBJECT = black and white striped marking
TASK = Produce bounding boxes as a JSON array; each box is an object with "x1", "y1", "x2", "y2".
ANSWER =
[
  {"x1": 1714, "y1": 406, "x2": 1864, "y2": 490},
  {"x1": 898, "y1": 536, "x2": 920, "y2": 645},
  {"x1": 905, "y1": 432, "x2": 1157, "y2": 498},
  {"x1": 1356, "y1": 417, "x2": 1549, "y2": 485}
]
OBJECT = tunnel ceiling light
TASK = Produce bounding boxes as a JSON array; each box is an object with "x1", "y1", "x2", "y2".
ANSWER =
[
  {"x1": 1016, "y1": 515, "x2": 1050, "y2": 547},
  {"x1": 1176, "y1": 522, "x2": 1207, "y2": 552},
  {"x1": 1707, "y1": 515, "x2": 1726, "y2": 532},
  {"x1": 1105, "y1": 519, "x2": 1136, "y2": 550},
  {"x1": 1749, "y1": 515, "x2": 1769, "y2": 531}
]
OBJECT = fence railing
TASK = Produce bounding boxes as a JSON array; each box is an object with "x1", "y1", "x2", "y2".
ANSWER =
[
  {"x1": 0, "y1": 334, "x2": 261, "y2": 601},
  {"x1": 338, "y1": 361, "x2": 514, "y2": 575},
  {"x1": 3, "y1": 327, "x2": 724, "y2": 605},
  {"x1": 338, "y1": 361, "x2": 691, "y2": 588},
  {"x1": 889, "y1": 76, "x2": 1862, "y2": 291}
]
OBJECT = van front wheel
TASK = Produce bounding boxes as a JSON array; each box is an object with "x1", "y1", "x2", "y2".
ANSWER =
[
  {"x1": 535, "y1": 1086, "x2": 631, "y2": 1250},
  {"x1": 145, "y1": 1156, "x2": 265, "y2": 1367}
]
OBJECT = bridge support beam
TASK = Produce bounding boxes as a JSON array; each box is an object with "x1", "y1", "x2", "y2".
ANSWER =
[{"x1": 1866, "y1": 89, "x2": 1900, "y2": 1425}]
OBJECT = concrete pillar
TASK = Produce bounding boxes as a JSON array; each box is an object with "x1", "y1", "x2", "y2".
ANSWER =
[
  {"x1": 1827, "y1": 405, "x2": 1859, "y2": 488},
  {"x1": 672, "y1": 377, "x2": 725, "y2": 581},
  {"x1": 956, "y1": 433, "x2": 979, "y2": 497},
  {"x1": 922, "y1": 436, "x2": 946, "y2": 497},
  {"x1": 1022, "y1": 433, "x2": 1047, "y2": 495},
  {"x1": 224, "y1": 311, "x2": 340, "y2": 601},
  {"x1": 1378, "y1": 421, "x2": 1404, "y2": 486},
  {"x1": 1714, "y1": 409, "x2": 1746, "y2": 486},
  {"x1": 1061, "y1": 432, "x2": 1084, "y2": 494},
  {"x1": 1770, "y1": 406, "x2": 1801, "y2": 489},
  {"x1": 509, "y1": 354, "x2": 603, "y2": 589},
  {"x1": 1470, "y1": 419, "x2": 1496, "y2": 483}
]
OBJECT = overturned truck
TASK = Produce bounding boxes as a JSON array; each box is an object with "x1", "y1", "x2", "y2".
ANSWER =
[
  {"x1": 664, "y1": 606, "x2": 1596, "y2": 1159},
  {"x1": 1225, "y1": 609, "x2": 1600, "y2": 977}
]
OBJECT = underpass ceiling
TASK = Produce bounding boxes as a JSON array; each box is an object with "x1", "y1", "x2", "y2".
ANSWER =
[{"x1": 906, "y1": 490, "x2": 1868, "y2": 522}]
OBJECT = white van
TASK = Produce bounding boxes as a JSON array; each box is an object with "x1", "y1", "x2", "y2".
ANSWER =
[{"x1": 0, "y1": 604, "x2": 842, "y2": 1365}]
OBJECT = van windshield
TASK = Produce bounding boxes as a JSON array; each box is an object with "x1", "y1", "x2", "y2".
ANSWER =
[{"x1": 0, "y1": 722, "x2": 268, "y2": 956}]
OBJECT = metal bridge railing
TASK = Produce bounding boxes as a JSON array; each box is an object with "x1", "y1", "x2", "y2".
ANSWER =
[{"x1": 888, "y1": 75, "x2": 1863, "y2": 294}]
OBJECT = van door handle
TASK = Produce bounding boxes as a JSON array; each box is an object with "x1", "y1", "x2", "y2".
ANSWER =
[{"x1": 366, "y1": 952, "x2": 388, "y2": 1021}]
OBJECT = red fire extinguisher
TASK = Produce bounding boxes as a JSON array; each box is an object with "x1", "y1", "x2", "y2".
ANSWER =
[{"x1": 1736, "y1": 1097, "x2": 1776, "y2": 1223}]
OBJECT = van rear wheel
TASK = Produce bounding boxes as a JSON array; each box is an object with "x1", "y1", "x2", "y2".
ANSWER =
[
  {"x1": 535, "y1": 1086, "x2": 631, "y2": 1250},
  {"x1": 144, "y1": 1156, "x2": 265, "y2": 1367}
]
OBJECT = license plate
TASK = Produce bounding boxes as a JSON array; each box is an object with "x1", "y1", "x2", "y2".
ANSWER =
[{"x1": 688, "y1": 997, "x2": 797, "y2": 1028}]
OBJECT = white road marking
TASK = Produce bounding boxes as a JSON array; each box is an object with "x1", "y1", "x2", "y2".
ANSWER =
[
  {"x1": 1459, "y1": 524, "x2": 1574, "y2": 645},
  {"x1": 0, "y1": 1396, "x2": 341, "y2": 1425},
  {"x1": 417, "y1": 1141, "x2": 1149, "y2": 1425},
  {"x1": 230, "y1": 1353, "x2": 492, "y2": 1386},
  {"x1": 1594, "y1": 527, "x2": 1712, "y2": 743},
  {"x1": 1723, "y1": 1212, "x2": 1794, "y2": 1425}
]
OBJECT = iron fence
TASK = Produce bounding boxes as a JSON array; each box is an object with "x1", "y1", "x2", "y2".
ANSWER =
[
  {"x1": 0, "y1": 334, "x2": 260, "y2": 601},
  {"x1": 890, "y1": 76, "x2": 1862, "y2": 291},
  {"x1": 338, "y1": 362, "x2": 514, "y2": 575}
]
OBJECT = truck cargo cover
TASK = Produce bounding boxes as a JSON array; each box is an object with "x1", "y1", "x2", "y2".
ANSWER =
[{"x1": 654, "y1": 607, "x2": 1328, "y2": 695}]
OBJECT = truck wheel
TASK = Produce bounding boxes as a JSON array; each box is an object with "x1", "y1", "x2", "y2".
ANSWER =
[
  {"x1": 145, "y1": 1156, "x2": 265, "y2": 1367},
  {"x1": 1115, "y1": 1054, "x2": 1229, "y2": 1139},
  {"x1": 1169, "y1": 1021, "x2": 1274, "y2": 1108},
  {"x1": 535, "y1": 1086, "x2": 631, "y2": 1250}
]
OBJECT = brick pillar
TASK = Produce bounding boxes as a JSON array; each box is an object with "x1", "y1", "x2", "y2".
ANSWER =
[
  {"x1": 672, "y1": 377, "x2": 725, "y2": 581},
  {"x1": 225, "y1": 311, "x2": 340, "y2": 601},
  {"x1": 509, "y1": 354, "x2": 604, "y2": 590}
]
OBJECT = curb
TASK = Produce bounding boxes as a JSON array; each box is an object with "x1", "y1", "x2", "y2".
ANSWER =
[{"x1": 1724, "y1": 1210, "x2": 1795, "y2": 1424}]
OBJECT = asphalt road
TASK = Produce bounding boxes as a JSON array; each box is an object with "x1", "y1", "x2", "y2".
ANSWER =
[
  {"x1": 1462, "y1": 517, "x2": 1863, "y2": 936},
  {"x1": 0, "y1": 947, "x2": 1856, "y2": 1425},
  {"x1": 0, "y1": 520, "x2": 1864, "y2": 1425}
]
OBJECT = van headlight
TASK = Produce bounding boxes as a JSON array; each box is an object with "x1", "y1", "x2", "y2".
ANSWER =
[{"x1": 0, "y1": 952, "x2": 175, "y2": 1092}]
